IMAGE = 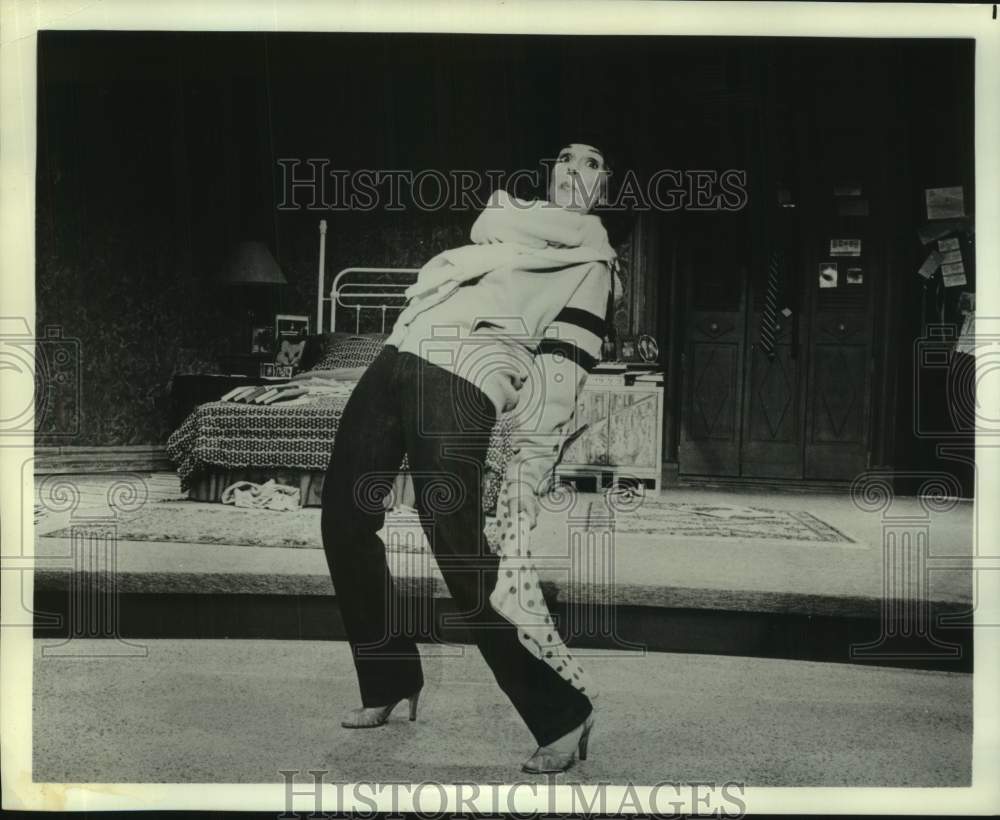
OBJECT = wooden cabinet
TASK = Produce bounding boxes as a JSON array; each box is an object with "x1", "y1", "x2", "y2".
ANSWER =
[{"x1": 558, "y1": 373, "x2": 665, "y2": 490}]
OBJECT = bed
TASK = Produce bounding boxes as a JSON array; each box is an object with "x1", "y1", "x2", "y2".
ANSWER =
[{"x1": 166, "y1": 220, "x2": 516, "y2": 513}]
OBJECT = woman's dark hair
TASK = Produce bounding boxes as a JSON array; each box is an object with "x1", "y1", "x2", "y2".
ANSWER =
[
  {"x1": 574, "y1": 131, "x2": 635, "y2": 248},
  {"x1": 519, "y1": 130, "x2": 637, "y2": 248}
]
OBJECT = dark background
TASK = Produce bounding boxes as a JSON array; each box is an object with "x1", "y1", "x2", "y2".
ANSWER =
[{"x1": 35, "y1": 31, "x2": 975, "y2": 494}]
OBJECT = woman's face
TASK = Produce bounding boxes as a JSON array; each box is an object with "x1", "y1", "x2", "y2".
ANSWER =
[{"x1": 549, "y1": 143, "x2": 608, "y2": 214}]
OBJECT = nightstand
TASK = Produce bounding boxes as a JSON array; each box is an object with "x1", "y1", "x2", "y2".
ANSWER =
[
  {"x1": 217, "y1": 352, "x2": 274, "y2": 378},
  {"x1": 170, "y1": 373, "x2": 271, "y2": 428},
  {"x1": 558, "y1": 369, "x2": 665, "y2": 490}
]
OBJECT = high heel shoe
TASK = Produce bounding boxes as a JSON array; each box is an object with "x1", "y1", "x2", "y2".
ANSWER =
[
  {"x1": 340, "y1": 688, "x2": 421, "y2": 729},
  {"x1": 520, "y1": 713, "x2": 595, "y2": 774}
]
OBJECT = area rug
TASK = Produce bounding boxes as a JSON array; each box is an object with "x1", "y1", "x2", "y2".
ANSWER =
[
  {"x1": 40, "y1": 500, "x2": 435, "y2": 553},
  {"x1": 40, "y1": 496, "x2": 854, "y2": 549},
  {"x1": 597, "y1": 498, "x2": 854, "y2": 543}
]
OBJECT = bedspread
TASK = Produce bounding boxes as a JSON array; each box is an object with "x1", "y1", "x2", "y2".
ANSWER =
[{"x1": 165, "y1": 390, "x2": 516, "y2": 508}]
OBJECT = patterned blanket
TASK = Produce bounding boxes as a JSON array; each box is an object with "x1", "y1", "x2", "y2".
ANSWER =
[{"x1": 165, "y1": 388, "x2": 515, "y2": 510}]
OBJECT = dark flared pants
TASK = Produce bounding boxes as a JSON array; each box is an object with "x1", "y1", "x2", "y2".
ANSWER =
[{"x1": 320, "y1": 345, "x2": 592, "y2": 746}]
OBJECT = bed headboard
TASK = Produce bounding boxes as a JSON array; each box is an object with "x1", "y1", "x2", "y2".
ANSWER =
[{"x1": 316, "y1": 219, "x2": 419, "y2": 334}]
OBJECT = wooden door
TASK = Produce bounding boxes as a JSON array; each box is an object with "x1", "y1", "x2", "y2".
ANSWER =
[
  {"x1": 676, "y1": 42, "x2": 884, "y2": 483},
  {"x1": 798, "y1": 55, "x2": 881, "y2": 480},
  {"x1": 739, "y1": 74, "x2": 808, "y2": 479},
  {"x1": 678, "y1": 219, "x2": 750, "y2": 476},
  {"x1": 801, "y1": 166, "x2": 877, "y2": 480},
  {"x1": 740, "y1": 240, "x2": 805, "y2": 478}
]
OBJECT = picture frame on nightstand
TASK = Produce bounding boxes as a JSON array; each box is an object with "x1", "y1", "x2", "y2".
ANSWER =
[
  {"x1": 274, "y1": 314, "x2": 309, "y2": 372},
  {"x1": 619, "y1": 336, "x2": 638, "y2": 361},
  {"x1": 259, "y1": 362, "x2": 295, "y2": 379},
  {"x1": 250, "y1": 325, "x2": 274, "y2": 354},
  {"x1": 637, "y1": 334, "x2": 659, "y2": 363},
  {"x1": 275, "y1": 314, "x2": 309, "y2": 340},
  {"x1": 620, "y1": 334, "x2": 660, "y2": 364}
]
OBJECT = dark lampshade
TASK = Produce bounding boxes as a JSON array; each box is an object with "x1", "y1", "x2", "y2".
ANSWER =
[{"x1": 220, "y1": 241, "x2": 287, "y2": 286}]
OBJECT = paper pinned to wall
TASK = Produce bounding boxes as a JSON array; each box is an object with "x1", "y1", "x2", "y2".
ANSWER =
[
  {"x1": 943, "y1": 271, "x2": 968, "y2": 288},
  {"x1": 940, "y1": 250, "x2": 963, "y2": 265},
  {"x1": 917, "y1": 250, "x2": 942, "y2": 279},
  {"x1": 830, "y1": 238, "x2": 862, "y2": 256},
  {"x1": 918, "y1": 218, "x2": 969, "y2": 244},
  {"x1": 938, "y1": 237, "x2": 960, "y2": 252},
  {"x1": 942, "y1": 260, "x2": 967, "y2": 287},
  {"x1": 925, "y1": 186, "x2": 965, "y2": 220},
  {"x1": 955, "y1": 310, "x2": 976, "y2": 355}
]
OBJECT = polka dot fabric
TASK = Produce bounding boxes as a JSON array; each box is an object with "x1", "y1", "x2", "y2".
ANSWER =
[
  {"x1": 309, "y1": 335, "x2": 389, "y2": 371},
  {"x1": 488, "y1": 479, "x2": 596, "y2": 699}
]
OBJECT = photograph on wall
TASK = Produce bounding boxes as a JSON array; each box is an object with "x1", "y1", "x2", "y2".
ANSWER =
[
  {"x1": 942, "y1": 261, "x2": 968, "y2": 288},
  {"x1": 846, "y1": 266, "x2": 864, "y2": 285},
  {"x1": 829, "y1": 238, "x2": 862, "y2": 256},
  {"x1": 819, "y1": 262, "x2": 839, "y2": 288},
  {"x1": 925, "y1": 185, "x2": 966, "y2": 220},
  {"x1": 918, "y1": 249, "x2": 943, "y2": 279}
]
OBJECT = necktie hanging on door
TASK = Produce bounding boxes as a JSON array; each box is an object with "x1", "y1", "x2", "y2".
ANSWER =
[{"x1": 759, "y1": 248, "x2": 784, "y2": 360}]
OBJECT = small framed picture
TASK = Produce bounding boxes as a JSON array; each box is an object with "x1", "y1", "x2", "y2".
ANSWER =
[
  {"x1": 273, "y1": 364, "x2": 294, "y2": 379},
  {"x1": 619, "y1": 337, "x2": 639, "y2": 362},
  {"x1": 819, "y1": 263, "x2": 839, "y2": 289},
  {"x1": 637, "y1": 334, "x2": 659, "y2": 363},
  {"x1": 259, "y1": 361, "x2": 276, "y2": 378},
  {"x1": 275, "y1": 336, "x2": 307, "y2": 369},
  {"x1": 275, "y1": 314, "x2": 310, "y2": 341},
  {"x1": 274, "y1": 315, "x2": 310, "y2": 371},
  {"x1": 251, "y1": 325, "x2": 274, "y2": 354}
]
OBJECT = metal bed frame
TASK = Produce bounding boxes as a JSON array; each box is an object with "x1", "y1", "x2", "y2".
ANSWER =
[{"x1": 315, "y1": 219, "x2": 419, "y2": 334}]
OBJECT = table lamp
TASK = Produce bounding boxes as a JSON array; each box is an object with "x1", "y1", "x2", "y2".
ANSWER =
[{"x1": 219, "y1": 241, "x2": 287, "y2": 353}]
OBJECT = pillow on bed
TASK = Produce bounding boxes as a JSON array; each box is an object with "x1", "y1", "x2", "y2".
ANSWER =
[{"x1": 303, "y1": 333, "x2": 388, "y2": 372}]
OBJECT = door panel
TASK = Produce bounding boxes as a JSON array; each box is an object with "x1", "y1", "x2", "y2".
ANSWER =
[
  {"x1": 740, "y1": 226, "x2": 806, "y2": 478},
  {"x1": 679, "y1": 244, "x2": 748, "y2": 477},
  {"x1": 741, "y1": 335, "x2": 802, "y2": 477},
  {"x1": 804, "y1": 299, "x2": 874, "y2": 479},
  {"x1": 689, "y1": 338, "x2": 740, "y2": 441},
  {"x1": 810, "y1": 343, "x2": 867, "y2": 442}
]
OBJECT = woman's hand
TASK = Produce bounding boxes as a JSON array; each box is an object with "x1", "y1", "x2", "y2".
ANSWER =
[{"x1": 504, "y1": 480, "x2": 541, "y2": 530}]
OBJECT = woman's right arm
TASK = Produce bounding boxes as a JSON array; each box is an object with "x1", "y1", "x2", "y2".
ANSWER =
[
  {"x1": 471, "y1": 189, "x2": 593, "y2": 249},
  {"x1": 502, "y1": 261, "x2": 613, "y2": 527}
]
